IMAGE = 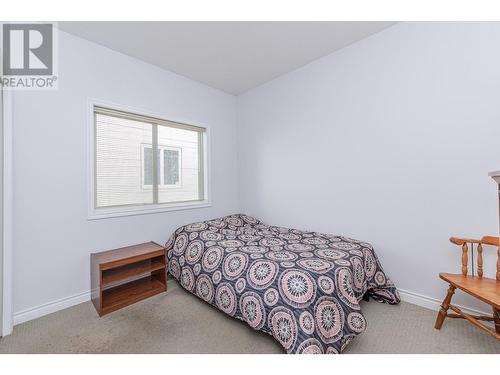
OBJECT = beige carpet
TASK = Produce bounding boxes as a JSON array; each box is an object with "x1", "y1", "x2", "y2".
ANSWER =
[{"x1": 1, "y1": 279, "x2": 499, "y2": 354}]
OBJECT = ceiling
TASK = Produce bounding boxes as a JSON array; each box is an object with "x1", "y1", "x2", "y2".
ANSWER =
[{"x1": 59, "y1": 22, "x2": 396, "y2": 95}]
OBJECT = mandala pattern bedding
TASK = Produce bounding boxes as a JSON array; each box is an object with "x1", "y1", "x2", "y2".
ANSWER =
[{"x1": 165, "y1": 214, "x2": 400, "y2": 354}]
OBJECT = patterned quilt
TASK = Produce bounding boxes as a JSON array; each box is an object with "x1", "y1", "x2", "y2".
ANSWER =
[{"x1": 165, "y1": 214, "x2": 400, "y2": 354}]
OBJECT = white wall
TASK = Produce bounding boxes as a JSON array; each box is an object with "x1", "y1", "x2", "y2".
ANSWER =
[
  {"x1": 237, "y1": 22, "x2": 500, "y2": 312},
  {"x1": 12, "y1": 30, "x2": 239, "y2": 319}
]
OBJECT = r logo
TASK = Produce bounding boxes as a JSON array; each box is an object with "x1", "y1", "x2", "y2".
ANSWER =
[{"x1": 2, "y1": 23, "x2": 53, "y2": 75}]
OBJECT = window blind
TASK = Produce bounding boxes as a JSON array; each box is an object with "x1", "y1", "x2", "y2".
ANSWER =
[{"x1": 94, "y1": 106, "x2": 205, "y2": 209}]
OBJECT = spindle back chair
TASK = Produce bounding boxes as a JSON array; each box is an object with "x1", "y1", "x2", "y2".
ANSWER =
[{"x1": 434, "y1": 235, "x2": 500, "y2": 340}]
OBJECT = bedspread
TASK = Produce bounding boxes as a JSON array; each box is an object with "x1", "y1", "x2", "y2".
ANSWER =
[{"x1": 165, "y1": 214, "x2": 400, "y2": 353}]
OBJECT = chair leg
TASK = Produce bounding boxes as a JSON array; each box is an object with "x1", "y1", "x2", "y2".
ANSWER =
[
  {"x1": 435, "y1": 285, "x2": 456, "y2": 330},
  {"x1": 494, "y1": 308, "x2": 500, "y2": 334}
]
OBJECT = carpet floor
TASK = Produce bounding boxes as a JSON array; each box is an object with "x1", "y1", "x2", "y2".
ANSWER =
[{"x1": 1, "y1": 279, "x2": 499, "y2": 354}]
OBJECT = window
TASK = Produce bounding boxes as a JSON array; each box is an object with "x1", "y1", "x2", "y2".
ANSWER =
[
  {"x1": 164, "y1": 148, "x2": 180, "y2": 185},
  {"x1": 92, "y1": 106, "x2": 207, "y2": 217},
  {"x1": 142, "y1": 145, "x2": 181, "y2": 188}
]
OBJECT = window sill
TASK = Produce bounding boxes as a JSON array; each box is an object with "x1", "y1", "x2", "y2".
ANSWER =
[{"x1": 88, "y1": 200, "x2": 212, "y2": 220}]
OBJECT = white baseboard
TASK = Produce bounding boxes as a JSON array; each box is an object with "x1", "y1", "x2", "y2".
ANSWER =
[
  {"x1": 10, "y1": 287, "x2": 491, "y2": 328},
  {"x1": 12, "y1": 276, "x2": 176, "y2": 328},
  {"x1": 398, "y1": 288, "x2": 491, "y2": 317},
  {"x1": 13, "y1": 291, "x2": 91, "y2": 326}
]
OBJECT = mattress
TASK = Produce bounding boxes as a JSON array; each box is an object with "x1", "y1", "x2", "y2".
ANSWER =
[{"x1": 165, "y1": 214, "x2": 400, "y2": 354}]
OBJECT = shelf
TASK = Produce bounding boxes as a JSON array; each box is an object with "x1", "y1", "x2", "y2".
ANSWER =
[
  {"x1": 91, "y1": 242, "x2": 166, "y2": 316},
  {"x1": 101, "y1": 275, "x2": 165, "y2": 315},
  {"x1": 102, "y1": 259, "x2": 165, "y2": 286},
  {"x1": 94, "y1": 242, "x2": 165, "y2": 270}
]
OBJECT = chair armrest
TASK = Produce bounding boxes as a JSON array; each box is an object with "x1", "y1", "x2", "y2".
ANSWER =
[
  {"x1": 449, "y1": 237, "x2": 481, "y2": 245},
  {"x1": 449, "y1": 236, "x2": 499, "y2": 246},
  {"x1": 480, "y1": 236, "x2": 499, "y2": 246}
]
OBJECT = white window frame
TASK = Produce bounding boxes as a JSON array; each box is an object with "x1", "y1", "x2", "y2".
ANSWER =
[
  {"x1": 141, "y1": 144, "x2": 182, "y2": 190},
  {"x1": 87, "y1": 99, "x2": 211, "y2": 220}
]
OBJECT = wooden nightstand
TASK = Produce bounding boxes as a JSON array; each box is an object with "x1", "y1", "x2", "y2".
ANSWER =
[{"x1": 91, "y1": 242, "x2": 167, "y2": 316}]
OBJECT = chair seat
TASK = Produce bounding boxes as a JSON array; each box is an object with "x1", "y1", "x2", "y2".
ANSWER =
[{"x1": 439, "y1": 273, "x2": 500, "y2": 309}]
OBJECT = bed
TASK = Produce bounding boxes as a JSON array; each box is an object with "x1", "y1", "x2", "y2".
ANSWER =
[{"x1": 165, "y1": 214, "x2": 400, "y2": 354}]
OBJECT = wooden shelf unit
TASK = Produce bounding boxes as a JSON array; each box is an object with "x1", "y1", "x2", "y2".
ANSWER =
[{"x1": 91, "y1": 242, "x2": 167, "y2": 316}]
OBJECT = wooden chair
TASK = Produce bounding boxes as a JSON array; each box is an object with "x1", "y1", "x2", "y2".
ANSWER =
[{"x1": 434, "y1": 236, "x2": 500, "y2": 340}]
